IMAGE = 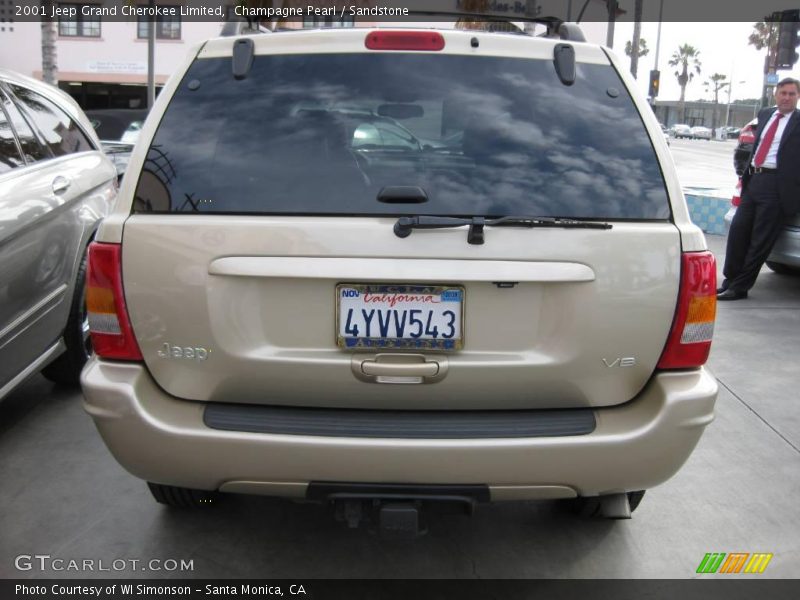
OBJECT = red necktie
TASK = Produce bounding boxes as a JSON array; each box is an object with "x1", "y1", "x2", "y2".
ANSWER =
[{"x1": 753, "y1": 113, "x2": 783, "y2": 167}]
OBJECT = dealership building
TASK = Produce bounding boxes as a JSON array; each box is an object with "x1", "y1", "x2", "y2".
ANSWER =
[{"x1": 0, "y1": 0, "x2": 612, "y2": 110}]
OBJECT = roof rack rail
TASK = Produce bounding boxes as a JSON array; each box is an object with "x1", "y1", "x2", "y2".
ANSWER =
[
  {"x1": 408, "y1": 11, "x2": 586, "y2": 42},
  {"x1": 220, "y1": 16, "x2": 272, "y2": 37},
  {"x1": 217, "y1": 12, "x2": 586, "y2": 43}
]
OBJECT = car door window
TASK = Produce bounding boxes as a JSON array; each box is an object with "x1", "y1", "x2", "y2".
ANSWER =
[
  {"x1": 1, "y1": 90, "x2": 50, "y2": 163},
  {"x1": 352, "y1": 123, "x2": 381, "y2": 148},
  {"x1": 0, "y1": 103, "x2": 24, "y2": 174},
  {"x1": 9, "y1": 84, "x2": 93, "y2": 157},
  {"x1": 377, "y1": 123, "x2": 419, "y2": 150}
]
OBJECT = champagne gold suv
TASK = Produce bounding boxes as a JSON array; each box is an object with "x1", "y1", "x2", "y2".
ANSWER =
[{"x1": 81, "y1": 22, "x2": 718, "y2": 534}]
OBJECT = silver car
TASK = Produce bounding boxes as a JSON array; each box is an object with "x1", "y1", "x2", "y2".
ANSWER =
[
  {"x1": 0, "y1": 70, "x2": 117, "y2": 399},
  {"x1": 670, "y1": 123, "x2": 692, "y2": 139},
  {"x1": 690, "y1": 126, "x2": 712, "y2": 140},
  {"x1": 85, "y1": 108, "x2": 148, "y2": 179},
  {"x1": 81, "y1": 25, "x2": 718, "y2": 535}
]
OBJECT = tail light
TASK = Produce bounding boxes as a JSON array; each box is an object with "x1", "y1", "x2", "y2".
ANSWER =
[
  {"x1": 86, "y1": 242, "x2": 143, "y2": 360},
  {"x1": 657, "y1": 252, "x2": 717, "y2": 369},
  {"x1": 739, "y1": 127, "x2": 755, "y2": 145},
  {"x1": 365, "y1": 31, "x2": 445, "y2": 51},
  {"x1": 732, "y1": 178, "x2": 742, "y2": 207}
]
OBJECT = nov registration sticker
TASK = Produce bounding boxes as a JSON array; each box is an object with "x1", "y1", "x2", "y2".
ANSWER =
[{"x1": 336, "y1": 284, "x2": 464, "y2": 350}]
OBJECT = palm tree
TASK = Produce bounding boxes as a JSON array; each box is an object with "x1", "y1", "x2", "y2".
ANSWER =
[
  {"x1": 669, "y1": 44, "x2": 702, "y2": 123},
  {"x1": 41, "y1": 0, "x2": 57, "y2": 85},
  {"x1": 628, "y1": 0, "x2": 644, "y2": 78},
  {"x1": 704, "y1": 73, "x2": 730, "y2": 133},
  {"x1": 749, "y1": 21, "x2": 780, "y2": 108},
  {"x1": 749, "y1": 21, "x2": 779, "y2": 58},
  {"x1": 625, "y1": 39, "x2": 650, "y2": 60}
]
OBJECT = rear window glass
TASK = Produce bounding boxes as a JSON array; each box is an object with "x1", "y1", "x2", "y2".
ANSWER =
[{"x1": 134, "y1": 52, "x2": 669, "y2": 220}]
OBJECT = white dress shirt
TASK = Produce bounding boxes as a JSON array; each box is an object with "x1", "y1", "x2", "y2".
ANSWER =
[{"x1": 752, "y1": 110, "x2": 794, "y2": 168}]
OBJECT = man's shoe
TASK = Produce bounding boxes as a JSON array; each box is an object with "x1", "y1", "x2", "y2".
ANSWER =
[
  {"x1": 716, "y1": 281, "x2": 729, "y2": 294},
  {"x1": 717, "y1": 289, "x2": 748, "y2": 301}
]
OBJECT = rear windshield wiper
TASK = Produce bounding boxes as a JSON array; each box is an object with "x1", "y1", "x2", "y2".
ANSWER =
[{"x1": 393, "y1": 215, "x2": 612, "y2": 245}]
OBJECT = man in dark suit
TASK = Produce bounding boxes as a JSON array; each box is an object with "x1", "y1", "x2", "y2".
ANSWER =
[{"x1": 718, "y1": 77, "x2": 800, "y2": 300}]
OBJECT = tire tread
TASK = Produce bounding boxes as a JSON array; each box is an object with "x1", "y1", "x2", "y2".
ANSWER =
[{"x1": 567, "y1": 490, "x2": 646, "y2": 518}]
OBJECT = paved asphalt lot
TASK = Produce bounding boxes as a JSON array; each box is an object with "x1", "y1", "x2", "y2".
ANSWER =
[
  {"x1": 668, "y1": 137, "x2": 739, "y2": 192},
  {"x1": 1, "y1": 234, "x2": 798, "y2": 580}
]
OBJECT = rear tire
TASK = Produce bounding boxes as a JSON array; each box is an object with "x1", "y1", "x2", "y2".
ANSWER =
[
  {"x1": 42, "y1": 252, "x2": 91, "y2": 385},
  {"x1": 147, "y1": 482, "x2": 218, "y2": 508},
  {"x1": 766, "y1": 261, "x2": 800, "y2": 275},
  {"x1": 567, "y1": 490, "x2": 645, "y2": 518}
]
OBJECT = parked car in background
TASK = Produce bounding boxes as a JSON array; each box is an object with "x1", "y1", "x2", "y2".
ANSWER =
[
  {"x1": 690, "y1": 126, "x2": 712, "y2": 140},
  {"x1": 86, "y1": 108, "x2": 147, "y2": 179},
  {"x1": 81, "y1": 24, "x2": 717, "y2": 535},
  {"x1": 660, "y1": 123, "x2": 670, "y2": 146},
  {"x1": 724, "y1": 178, "x2": 800, "y2": 274},
  {"x1": 120, "y1": 119, "x2": 144, "y2": 144},
  {"x1": 0, "y1": 69, "x2": 117, "y2": 401},
  {"x1": 721, "y1": 126, "x2": 740, "y2": 139},
  {"x1": 86, "y1": 108, "x2": 147, "y2": 143},
  {"x1": 733, "y1": 117, "x2": 757, "y2": 176},
  {"x1": 669, "y1": 123, "x2": 692, "y2": 139}
]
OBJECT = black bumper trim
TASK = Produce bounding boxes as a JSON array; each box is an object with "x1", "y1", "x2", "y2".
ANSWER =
[
  {"x1": 203, "y1": 403, "x2": 596, "y2": 439},
  {"x1": 306, "y1": 482, "x2": 491, "y2": 503}
]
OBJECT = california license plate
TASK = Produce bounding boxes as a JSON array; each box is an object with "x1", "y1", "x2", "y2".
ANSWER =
[{"x1": 336, "y1": 284, "x2": 464, "y2": 350}]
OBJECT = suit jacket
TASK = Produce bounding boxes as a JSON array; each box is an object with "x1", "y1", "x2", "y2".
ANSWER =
[{"x1": 742, "y1": 106, "x2": 800, "y2": 216}]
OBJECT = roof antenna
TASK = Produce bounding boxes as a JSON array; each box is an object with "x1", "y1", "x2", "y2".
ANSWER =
[{"x1": 553, "y1": 44, "x2": 576, "y2": 85}]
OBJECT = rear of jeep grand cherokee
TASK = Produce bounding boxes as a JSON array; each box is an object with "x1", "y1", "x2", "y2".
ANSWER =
[{"x1": 81, "y1": 29, "x2": 717, "y2": 533}]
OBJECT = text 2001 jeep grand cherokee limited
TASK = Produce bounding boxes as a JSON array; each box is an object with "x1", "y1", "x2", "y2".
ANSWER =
[{"x1": 81, "y1": 20, "x2": 718, "y2": 537}]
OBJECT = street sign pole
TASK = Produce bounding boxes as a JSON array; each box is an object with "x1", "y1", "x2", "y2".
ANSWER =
[{"x1": 147, "y1": 0, "x2": 156, "y2": 111}]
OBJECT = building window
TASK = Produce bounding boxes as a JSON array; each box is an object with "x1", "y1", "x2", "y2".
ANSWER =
[
  {"x1": 137, "y1": 9, "x2": 181, "y2": 40},
  {"x1": 1, "y1": 0, "x2": 15, "y2": 33},
  {"x1": 58, "y1": 3, "x2": 100, "y2": 38}
]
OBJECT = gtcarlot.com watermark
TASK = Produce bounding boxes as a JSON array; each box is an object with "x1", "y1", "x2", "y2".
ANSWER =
[{"x1": 14, "y1": 554, "x2": 194, "y2": 573}]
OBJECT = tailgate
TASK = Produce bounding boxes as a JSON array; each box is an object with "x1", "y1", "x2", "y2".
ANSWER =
[
  {"x1": 122, "y1": 216, "x2": 680, "y2": 409},
  {"x1": 119, "y1": 34, "x2": 681, "y2": 410}
]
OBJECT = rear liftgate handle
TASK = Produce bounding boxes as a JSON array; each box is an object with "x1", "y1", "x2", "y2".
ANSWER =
[{"x1": 351, "y1": 353, "x2": 448, "y2": 384}]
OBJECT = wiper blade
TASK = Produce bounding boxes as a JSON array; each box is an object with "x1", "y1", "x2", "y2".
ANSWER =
[
  {"x1": 393, "y1": 215, "x2": 612, "y2": 245},
  {"x1": 488, "y1": 216, "x2": 613, "y2": 230}
]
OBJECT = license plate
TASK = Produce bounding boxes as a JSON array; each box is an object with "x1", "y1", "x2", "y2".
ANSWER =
[{"x1": 336, "y1": 284, "x2": 464, "y2": 350}]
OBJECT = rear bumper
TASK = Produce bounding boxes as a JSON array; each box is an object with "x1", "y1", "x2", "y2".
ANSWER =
[{"x1": 81, "y1": 359, "x2": 717, "y2": 501}]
